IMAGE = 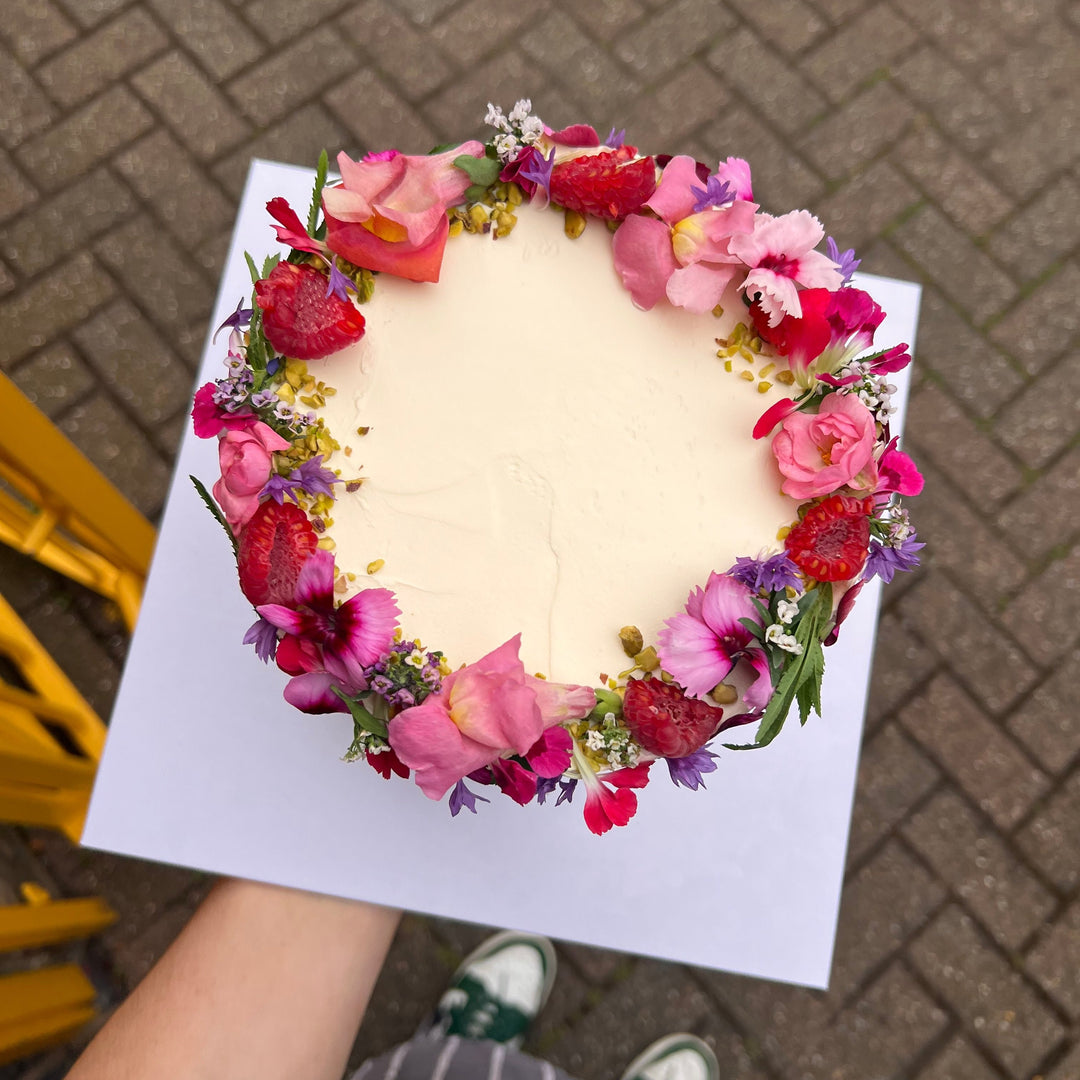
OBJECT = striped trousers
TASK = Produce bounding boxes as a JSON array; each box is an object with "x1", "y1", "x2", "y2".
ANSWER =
[{"x1": 349, "y1": 1033, "x2": 578, "y2": 1080}]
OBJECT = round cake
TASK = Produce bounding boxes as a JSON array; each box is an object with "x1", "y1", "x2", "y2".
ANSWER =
[{"x1": 192, "y1": 101, "x2": 924, "y2": 834}]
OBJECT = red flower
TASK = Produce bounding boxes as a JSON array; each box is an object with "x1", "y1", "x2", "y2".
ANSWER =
[
  {"x1": 784, "y1": 495, "x2": 873, "y2": 583},
  {"x1": 367, "y1": 748, "x2": 410, "y2": 780},
  {"x1": 581, "y1": 762, "x2": 653, "y2": 836},
  {"x1": 550, "y1": 147, "x2": 656, "y2": 221}
]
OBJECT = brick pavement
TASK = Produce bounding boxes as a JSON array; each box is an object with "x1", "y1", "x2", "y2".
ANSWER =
[{"x1": 1, "y1": 0, "x2": 1078, "y2": 1076}]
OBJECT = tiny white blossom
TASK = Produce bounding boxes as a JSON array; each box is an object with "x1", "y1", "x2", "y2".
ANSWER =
[
  {"x1": 507, "y1": 98, "x2": 532, "y2": 125},
  {"x1": 405, "y1": 649, "x2": 425, "y2": 668},
  {"x1": 586, "y1": 729, "x2": 605, "y2": 751},
  {"x1": 484, "y1": 103, "x2": 508, "y2": 130},
  {"x1": 493, "y1": 133, "x2": 520, "y2": 159},
  {"x1": 776, "y1": 599, "x2": 799, "y2": 625},
  {"x1": 765, "y1": 624, "x2": 804, "y2": 655},
  {"x1": 519, "y1": 115, "x2": 544, "y2": 143}
]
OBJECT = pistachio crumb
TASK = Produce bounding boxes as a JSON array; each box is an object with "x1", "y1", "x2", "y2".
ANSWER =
[
  {"x1": 776, "y1": 369, "x2": 795, "y2": 385},
  {"x1": 366, "y1": 558, "x2": 385, "y2": 575},
  {"x1": 564, "y1": 209, "x2": 587, "y2": 239},
  {"x1": 739, "y1": 370, "x2": 754, "y2": 382},
  {"x1": 759, "y1": 363, "x2": 775, "y2": 378},
  {"x1": 619, "y1": 625, "x2": 644, "y2": 657},
  {"x1": 711, "y1": 682, "x2": 738, "y2": 705},
  {"x1": 633, "y1": 646, "x2": 659, "y2": 672},
  {"x1": 757, "y1": 380, "x2": 773, "y2": 393}
]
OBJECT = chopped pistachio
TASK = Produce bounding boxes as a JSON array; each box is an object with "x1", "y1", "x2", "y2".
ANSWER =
[
  {"x1": 366, "y1": 558, "x2": 385, "y2": 575},
  {"x1": 711, "y1": 682, "x2": 738, "y2": 705},
  {"x1": 776, "y1": 369, "x2": 795, "y2": 385},
  {"x1": 619, "y1": 625, "x2": 644, "y2": 657},
  {"x1": 739, "y1": 370, "x2": 755, "y2": 382},
  {"x1": 633, "y1": 646, "x2": 659, "y2": 672},
  {"x1": 564, "y1": 209, "x2": 587, "y2": 239},
  {"x1": 757, "y1": 380, "x2": 773, "y2": 393}
]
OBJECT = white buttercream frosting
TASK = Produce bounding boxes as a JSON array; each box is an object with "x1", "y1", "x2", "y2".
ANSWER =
[{"x1": 309, "y1": 202, "x2": 798, "y2": 685}]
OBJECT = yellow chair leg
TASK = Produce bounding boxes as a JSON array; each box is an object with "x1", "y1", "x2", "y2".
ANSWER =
[
  {"x1": 0, "y1": 895, "x2": 117, "y2": 953},
  {"x1": 0, "y1": 966, "x2": 97, "y2": 1066}
]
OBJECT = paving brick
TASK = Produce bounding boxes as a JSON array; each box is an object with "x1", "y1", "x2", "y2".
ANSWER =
[
  {"x1": 831, "y1": 839, "x2": 944, "y2": 997},
  {"x1": 227, "y1": 26, "x2": 358, "y2": 127},
  {"x1": 0, "y1": 0, "x2": 77, "y2": 65},
  {"x1": 988, "y1": 176, "x2": 1080, "y2": 286},
  {"x1": 726, "y1": 0, "x2": 828, "y2": 54},
  {"x1": 211, "y1": 103, "x2": 351, "y2": 199},
  {"x1": 0, "y1": 250, "x2": 114, "y2": 367},
  {"x1": 14, "y1": 86, "x2": 153, "y2": 192},
  {"x1": 906, "y1": 383, "x2": 1022, "y2": 507},
  {"x1": 984, "y1": 93, "x2": 1080, "y2": 202},
  {"x1": 623, "y1": 62, "x2": 729, "y2": 152},
  {"x1": 899, "y1": 572, "x2": 1037, "y2": 715},
  {"x1": 1007, "y1": 646, "x2": 1080, "y2": 775},
  {"x1": 338, "y1": 0, "x2": 455, "y2": 99},
  {"x1": 889, "y1": 0, "x2": 1009, "y2": 68},
  {"x1": 683, "y1": 1008, "x2": 772, "y2": 1080},
  {"x1": 1007, "y1": 545, "x2": 1080, "y2": 668},
  {"x1": 193, "y1": 231, "x2": 230, "y2": 282},
  {"x1": 385, "y1": 0, "x2": 461, "y2": 25},
  {"x1": 799, "y1": 81, "x2": 915, "y2": 182},
  {"x1": 802, "y1": 2, "x2": 919, "y2": 104},
  {"x1": 893, "y1": 123, "x2": 1013, "y2": 237},
  {"x1": 10, "y1": 341, "x2": 95, "y2": 416},
  {"x1": 980, "y1": 17, "x2": 1080, "y2": 119},
  {"x1": 706, "y1": 26, "x2": 826, "y2": 137},
  {"x1": 1017, "y1": 769, "x2": 1080, "y2": 893},
  {"x1": 566, "y1": 0, "x2": 646, "y2": 39},
  {"x1": 904, "y1": 785, "x2": 1055, "y2": 950},
  {"x1": 0, "y1": 43, "x2": 57, "y2": 150},
  {"x1": 865, "y1": 608, "x2": 939, "y2": 727},
  {"x1": 893, "y1": 204, "x2": 1017, "y2": 325},
  {"x1": 53, "y1": 0, "x2": 129, "y2": 28},
  {"x1": 808, "y1": 0, "x2": 869, "y2": 21},
  {"x1": 146, "y1": 0, "x2": 263, "y2": 80},
  {"x1": 73, "y1": 298, "x2": 195, "y2": 425},
  {"x1": 429, "y1": 0, "x2": 538, "y2": 66},
  {"x1": 989, "y1": 261, "x2": 1080, "y2": 376},
  {"x1": 113, "y1": 130, "x2": 236, "y2": 250},
  {"x1": 153, "y1": 407, "x2": 189, "y2": 464},
  {"x1": 812, "y1": 159, "x2": 920, "y2": 253},
  {"x1": 901, "y1": 674, "x2": 1048, "y2": 831},
  {"x1": 325, "y1": 69, "x2": 438, "y2": 153},
  {"x1": 525, "y1": 956, "x2": 592, "y2": 1057},
  {"x1": 999, "y1": 444, "x2": 1080, "y2": 562},
  {"x1": 0, "y1": 167, "x2": 135, "y2": 276},
  {"x1": 94, "y1": 215, "x2": 215, "y2": 333},
  {"x1": 911, "y1": 905, "x2": 1066, "y2": 1078},
  {"x1": 1049, "y1": 1043, "x2": 1080, "y2": 1080},
  {"x1": 0, "y1": 260, "x2": 14, "y2": 298},
  {"x1": 35, "y1": 8, "x2": 168, "y2": 108},
  {"x1": 615, "y1": 0, "x2": 736, "y2": 77},
  {"x1": 997, "y1": 352, "x2": 1080, "y2": 470},
  {"x1": 558, "y1": 941, "x2": 625, "y2": 984},
  {"x1": 917, "y1": 1035, "x2": 1001, "y2": 1080},
  {"x1": 1026, "y1": 900, "x2": 1080, "y2": 1019},
  {"x1": 700, "y1": 105, "x2": 824, "y2": 213},
  {"x1": 242, "y1": 0, "x2": 351, "y2": 45},
  {"x1": 133, "y1": 51, "x2": 251, "y2": 160},
  {"x1": 0, "y1": 150, "x2": 37, "y2": 225}
]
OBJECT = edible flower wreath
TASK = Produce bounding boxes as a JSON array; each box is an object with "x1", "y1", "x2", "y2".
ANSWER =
[{"x1": 192, "y1": 100, "x2": 924, "y2": 835}]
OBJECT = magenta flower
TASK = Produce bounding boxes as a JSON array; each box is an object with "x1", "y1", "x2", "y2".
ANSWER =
[
  {"x1": 257, "y1": 550, "x2": 400, "y2": 690},
  {"x1": 657, "y1": 573, "x2": 772, "y2": 708},
  {"x1": 387, "y1": 635, "x2": 595, "y2": 801},
  {"x1": 571, "y1": 742, "x2": 652, "y2": 836},
  {"x1": 729, "y1": 210, "x2": 843, "y2": 326},
  {"x1": 266, "y1": 197, "x2": 325, "y2": 256},
  {"x1": 875, "y1": 439, "x2": 924, "y2": 497},
  {"x1": 191, "y1": 382, "x2": 256, "y2": 439}
]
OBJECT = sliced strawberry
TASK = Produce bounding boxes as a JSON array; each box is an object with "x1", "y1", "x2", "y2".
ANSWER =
[
  {"x1": 237, "y1": 500, "x2": 318, "y2": 607},
  {"x1": 549, "y1": 147, "x2": 657, "y2": 221},
  {"x1": 785, "y1": 494, "x2": 873, "y2": 583},
  {"x1": 622, "y1": 678, "x2": 724, "y2": 758},
  {"x1": 255, "y1": 262, "x2": 366, "y2": 361}
]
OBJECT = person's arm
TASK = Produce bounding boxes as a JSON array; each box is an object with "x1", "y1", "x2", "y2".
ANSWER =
[{"x1": 67, "y1": 877, "x2": 402, "y2": 1080}]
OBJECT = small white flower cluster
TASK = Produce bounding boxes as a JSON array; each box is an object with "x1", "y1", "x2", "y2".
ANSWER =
[
  {"x1": 585, "y1": 712, "x2": 642, "y2": 769},
  {"x1": 343, "y1": 727, "x2": 391, "y2": 762},
  {"x1": 485, "y1": 98, "x2": 544, "y2": 162},
  {"x1": 879, "y1": 504, "x2": 914, "y2": 546},
  {"x1": 837, "y1": 360, "x2": 898, "y2": 423},
  {"x1": 404, "y1": 648, "x2": 427, "y2": 669},
  {"x1": 764, "y1": 599, "x2": 803, "y2": 655}
]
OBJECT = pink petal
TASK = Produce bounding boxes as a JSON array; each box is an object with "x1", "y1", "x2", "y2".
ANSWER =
[
  {"x1": 743, "y1": 649, "x2": 773, "y2": 710},
  {"x1": 583, "y1": 781, "x2": 638, "y2": 835},
  {"x1": 256, "y1": 603, "x2": 305, "y2": 635},
  {"x1": 699, "y1": 572, "x2": 757, "y2": 641},
  {"x1": 612, "y1": 215, "x2": 677, "y2": 310},
  {"x1": 293, "y1": 549, "x2": 336, "y2": 609},
  {"x1": 546, "y1": 123, "x2": 600, "y2": 147},
  {"x1": 731, "y1": 209, "x2": 825, "y2": 266},
  {"x1": 666, "y1": 262, "x2": 734, "y2": 314},
  {"x1": 645, "y1": 155, "x2": 701, "y2": 224},
  {"x1": 248, "y1": 420, "x2": 292, "y2": 454},
  {"x1": 448, "y1": 669, "x2": 540, "y2": 754},
  {"x1": 490, "y1": 759, "x2": 538, "y2": 805},
  {"x1": 795, "y1": 248, "x2": 843, "y2": 291},
  {"x1": 283, "y1": 671, "x2": 348, "y2": 714},
  {"x1": 526, "y1": 726, "x2": 573, "y2": 778},
  {"x1": 656, "y1": 611, "x2": 734, "y2": 699},
  {"x1": 266, "y1": 197, "x2": 323, "y2": 255},
  {"x1": 877, "y1": 444, "x2": 924, "y2": 496},
  {"x1": 337, "y1": 586, "x2": 401, "y2": 666},
  {"x1": 742, "y1": 267, "x2": 802, "y2": 326},
  {"x1": 604, "y1": 762, "x2": 652, "y2": 789},
  {"x1": 752, "y1": 397, "x2": 799, "y2": 439},
  {"x1": 715, "y1": 157, "x2": 753, "y2": 201},
  {"x1": 525, "y1": 675, "x2": 595, "y2": 728}
]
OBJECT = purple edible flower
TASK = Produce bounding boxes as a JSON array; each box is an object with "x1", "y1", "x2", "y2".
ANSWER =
[
  {"x1": 605, "y1": 127, "x2": 626, "y2": 149},
  {"x1": 666, "y1": 748, "x2": 718, "y2": 790},
  {"x1": 212, "y1": 297, "x2": 253, "y2": 343},
  {"x1": 690, "y1": 175, "x2": 734, "y2": 213},
  {"x1": 242, "y1": 615, "x2": 279, "y2": 663},
  {"x1": 261, "y1": 456, "x2": 339, "y2": 505},
  {"x1": 538, "y1": 777, "x2": 578, "y2": 806},
  {"x1": 519, "y1": 145, "x2": 556, "y2": 194},
  {"x1": 863, "y1": 533, "x2": 925, "y2": 584},
  {"x1": 826, "y1": 236, "x2": 860, "y2": 286},
  {"x1": 449, "y1": 779, "x2": 490, "y2": 817},
  {"x1": 325, "y1": 260, "x2": 353, "y2": 302},
  {"x1": 727, "y1": 553, "x2": 802, "y2": 594}
]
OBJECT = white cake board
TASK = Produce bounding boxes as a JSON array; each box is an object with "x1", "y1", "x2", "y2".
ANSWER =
[{"x1": 82, "y1": 160, "x2": 921, "y2": 990}]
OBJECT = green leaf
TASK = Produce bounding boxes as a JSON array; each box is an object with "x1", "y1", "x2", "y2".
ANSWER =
[
  {"x1": 307, "y1": 149, "x2": 329, "y2": 236},
  {"x1": 738, "y1": 616, "x2": 766, "y2": 643},
  {"x1": 261, "y1": 253, "x2": 280, "y2": 280},
  {"x1": 244, "y1": 251, "x2": 260, "y2": 286},
  {"x1": 588, "y1": 687, "x2": 623, "y2": 722},
  {"x1": 464, "y1": 183, "x2": 489, "y2": 204},
  {"x1": 454, "y1": 153, "x2": 501, "y2": 189},
  {"x1": 331, "y1": 688, "x2": 389, "y2": 739},
  {"x1": 190, "y1": 475, "x2": 237, "y2": 554},
  {"x1": 429, "y1": 143, "x2": 457, "y2": 155}
]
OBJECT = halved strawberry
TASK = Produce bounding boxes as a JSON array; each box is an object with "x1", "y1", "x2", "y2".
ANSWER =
[
  {"x1": 237, "y1": 500, "x2": 318, "y2": 607},
  {"x1": 549, "y1": 147, "x2": 657, "y2": 221},
  {"x1": 255, "y1": 261, "x2": 366, "y2": 361},
  {"x1": 622, "y1": 677, "x2": 723, "y2": 758}
]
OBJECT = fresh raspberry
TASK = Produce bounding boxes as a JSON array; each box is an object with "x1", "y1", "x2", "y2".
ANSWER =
[
  {"x1": 255, "y1": 261, "x2": 366, "y2": 361},
  {"x1": 549, "y1": 147, "x2": 657, "y2": 221},
  {"x1": 784, "y1": 494, "x2": 873, "y2": 583},
  {"x1": 622, "y1": 678, "x2": 724, "y2": 759},
  {"x1": 237, "y1": 500, "x2": 318, "y2": 607}
]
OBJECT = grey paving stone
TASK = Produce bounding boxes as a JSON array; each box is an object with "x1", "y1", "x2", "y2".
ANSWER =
[
  {"x1": 999, "y1": 444, "x2": 1080, "y2": 563},
  {"x1": 10, "y1": 340, "x2": 95, "y2": 416},
  {"x1": 146, "y1": 0, "x2": 264, "y2": 80},
  {"x1": 996, "y1": 352, "x2": 1080, "y2": 470},
  {"x1": 226, "y1": 25, "x2": 358, "y2": 127},
  {"x1": 682, "y1": 1007, "x2": 772, "y2": 1080},
  {"x1": 1007, "y1": 545, "x2": 1080, "y2": 668},
  {"x1": 244, "y1": 0, "x2": 352, "y2": 44},
  {"x1": 1049, "y1": 1043, "x2": 1080, "y2": 1080},
  {"x1": 0, "y1": 260, "x2": 14, "y2": 297},
  {"x1": 0, "y1": 0, "x2": 78, "y2": 65},
  {"x1": 35, "y1": 7, "x2": 168, "y2": 108},
  {"x1": 0, "y1": 544, "x2": 54, "y2": 613},
  {"x1": 910, "y1": 905, "x2": 1066, "y2": 1078},
  {"x1": 980, "y1": 17, "x2": 1080, "y2": 119},
  {"x1": 0, "y1": 149, "x2": 37, "y2": 225},
  {"x1": 726, "y1": 0, "x2": 828, "y2": 54},
  {"x1": 73, "y1": 298, "x2": 196, "y2": 425},
  {"x1": 809, "y1": 0, "x2": 869, "y2": 22},
  {"x1": 799, "y1": 80, "x2": 916, "y2": 183},
  {"x1": 902, "y1": 786, "x2": 1055, "y2": 949},
  {"x1": 153, "y1": 407, "x2": 189, "y2": 464},
  {"x1": 865, "y1": 608, "x2": 939, "y2": 728},
  {"x1": 906, "y1": 382, "x2": 1022, "y2": 508},
  {"x1": 53, "y1": 0, "x2": 129, "y2": 28},
  {"x1": 801, "y1": 1, "x2": 919, "y2": 104},
  {"x1": 0, "y1": 249, "x2": 115, "y2": 367},
  {"x1": 901, "y1": 674, "x2": 1048, "y2": 830},
  {"x1": 525, "y1": 955, "x2": 591, "y2": 1057},
  {"x1": 133, "y1": 51, "x2": 251, "y2": 160},
  {"x1": 386, "y1": 0, "x2": 461, "y2": 26},
  {"x1": 917, "y1": 1035, "x2": 1002, "y2": 1080},
  {"x1": 984, "y1": 93, "x2": 1080, "y2": 202},
  {"x1": 898, "y1": 571, "x2": 1037, "y2": 715},
  {"x1": 338, "y1": 0, "x2": 455, "y2": 99},
  {"x1": 57, "y1": 391, "x2": 172, "y2": 516},
  {"x1": 325, "y1": 69, "x2": 438, "y2": 154},
  {"x1": 558, "y1": 941, "x2": 625, "y2": 983},
  {"x1": 1017, "y1": 769, "x2": 1080, "y2": 893},
  {"x1": 706, "y1": 26, "x2": 826, "y2": 137},
  {"x1": 988, "y1": 176, "x2": 1080, "y2": 286},
  {"x1": 888, "y1": 0, "x2": 1011, "y2": 68},
  {"x1": 0, "y1": 42, "x2": 57, "y2": 150},
  {"x1": 619, "y1": 61, "x2": 722, "y2": 151},
  {"x1": 0, "y1": 166, "x2": 135, "y2": 276},
  {"x1": 812, "y1": 158, "x2": 921, "y2": 254},
  {"x1": 429, "y1": 0, "x2": 537, "y2": 66},
  {"x1": 1026, "y1": 900, "x2": 1080, "y2": 1020},
  {"x1": 614, "y1": 0, "x2": 736, "y2": 77},
  {"x1": 1006, "y1": 646, "x2": 1080, "y2": 775},
  {"x1": 14, "y1": 86, "x2": 154, "y2": 192},
  {"x1": 568, "y1": 0, "x2": 646, "y2": 39},
  {"x1": 989, "y1": 260, "x2": 1080, "y2": 376}
]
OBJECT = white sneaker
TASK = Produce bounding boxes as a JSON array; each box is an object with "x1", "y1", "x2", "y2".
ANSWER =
[{"x1": 620, "y1": 1034, "x2": 720, "y2": 1080}]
